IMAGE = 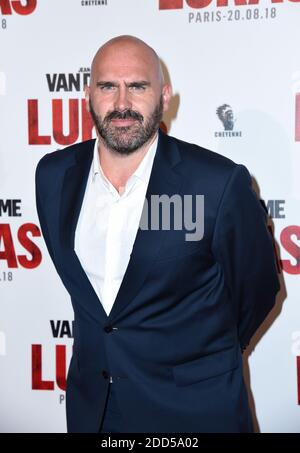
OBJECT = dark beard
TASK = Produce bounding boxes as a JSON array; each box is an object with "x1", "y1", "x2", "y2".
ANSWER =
[{"x1": 89, "y1": 95, "x2": 163, "y2": 155}]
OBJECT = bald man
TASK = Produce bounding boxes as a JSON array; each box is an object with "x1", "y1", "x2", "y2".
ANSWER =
[{"x1": 35, "y1": 35, "x2": 280, "y2": 433}]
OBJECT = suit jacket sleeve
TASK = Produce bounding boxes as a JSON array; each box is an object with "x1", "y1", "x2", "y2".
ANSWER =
[
  {"x1": 35, "y1": 156, "x2": 59, "y2": 273},
  {"x1": 212, "y1": 163, "x2": 280, "y2": 352}
]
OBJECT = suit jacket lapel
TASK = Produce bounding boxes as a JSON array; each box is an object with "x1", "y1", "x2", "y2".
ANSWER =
[
  {"x1": 59, "y1": 131, "x2": 182, "y2": 324},
  {"x1": 108, "y1": 130, "x2": 182, "y2": 321},
  {"x1": 59, "y1": 139, "x2": 107, "y2": 322}
]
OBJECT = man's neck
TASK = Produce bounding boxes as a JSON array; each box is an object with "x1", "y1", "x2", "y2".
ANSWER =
[{"x1": 97, "y1": 132, "x2": 158, "y2": 193}]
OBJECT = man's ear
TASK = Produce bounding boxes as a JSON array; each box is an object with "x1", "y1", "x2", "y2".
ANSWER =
[
  {"x1": 162, "y1": 84, "x2": 172, "y2": 113},
  {"x1": 84, "y1": 85, "x2": 90, "y2": 112}
]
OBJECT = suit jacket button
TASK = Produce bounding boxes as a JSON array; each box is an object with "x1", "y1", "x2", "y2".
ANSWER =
[
  {"x1": 102, "y1": 370, "x2": 109, "y2": 379},
  {"x1": 104, "y1": 325, "x2": 113, "y2": 333}
]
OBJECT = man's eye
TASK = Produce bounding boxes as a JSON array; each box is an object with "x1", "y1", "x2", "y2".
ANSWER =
[
  {"x1": 100, "y1": 85, "x2": 115, "y2": 91},
  {"x1": 130, "y1": 85, "x2": 145, "y2": 91}
]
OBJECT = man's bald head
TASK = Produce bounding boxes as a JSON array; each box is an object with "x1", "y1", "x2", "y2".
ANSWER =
[
  {"x1": 85, "y1": 35, "x2": 171, "y2": 155},
  {"x1": 90, "y1": 35, "x2": 164, "y2": 88}
]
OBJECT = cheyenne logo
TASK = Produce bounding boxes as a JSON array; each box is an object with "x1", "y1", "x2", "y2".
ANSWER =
[
  {"x1": 0, "y1": 0, "x2": 37, "y2": 15},
  {"x1": 81, "y1": 0, "x2": 108, "y2": 5},
  {"x1": 28, "y1": 68, "x2": 94, "y2": 146},
  {"x1": 159, "y1": 0, "x2": 300, "y2": 9},
  {"x1": 215, "y1": 104, "x2": 242, "y2": 137},
  {"x1": 216, "y1": 104, "x2": 235, "y2": 131}
]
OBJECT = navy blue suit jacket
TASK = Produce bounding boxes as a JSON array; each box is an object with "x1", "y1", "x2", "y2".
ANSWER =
[{"x1": 35, "y1": 129, "x2": 280, "y2": 433}]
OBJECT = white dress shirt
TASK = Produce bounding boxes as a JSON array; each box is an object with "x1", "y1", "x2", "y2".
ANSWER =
[{"x1": 74, "y1": 134, "x2": 158, "y2": 317}]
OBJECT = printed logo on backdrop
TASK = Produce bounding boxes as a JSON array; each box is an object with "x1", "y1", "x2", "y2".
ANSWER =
[
  {"x1": 158, "y1": 0, "x2": 300, "y2": 24},
  {"x1": 0, "y1": 199, "x2": 42, "y2": 283},
  {"x1": 28, "y1": 67, "x2": 94, "y2": 147},
  {"x1": 32, "y1": 320, "x2": 73, "y2": 405},
  {"x1": 215, "y1": 104, "x2": 242, "y2": 137},
  {"x1": 234, "y1": 197, "x2": 300, "y2": 278},
  {"x1": 80, "y1": 0, "x2": 108, "y2": 5},
  {"x1": 0, "y1": 0, "x2": 37, "y2": 30},
  {"x1": 265, "y1": 200, "x2": 300, "y2": 276}
]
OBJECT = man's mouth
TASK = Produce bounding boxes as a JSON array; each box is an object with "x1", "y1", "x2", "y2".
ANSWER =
[{"x1": 110, "y1": 118, "x2": 138, "y2": 127}]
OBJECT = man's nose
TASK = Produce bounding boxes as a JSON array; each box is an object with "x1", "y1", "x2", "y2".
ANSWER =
[{"x1": 114, "y1": 86, "x2": 132, "y2": 111}]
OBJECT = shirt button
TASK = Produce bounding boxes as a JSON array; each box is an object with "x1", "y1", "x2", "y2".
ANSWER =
[{"x1": 103, "y1": 325, "x2": 113, "y2": 333}]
